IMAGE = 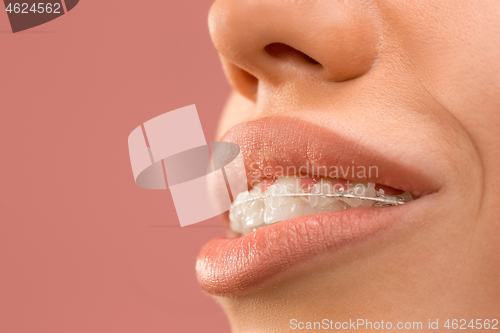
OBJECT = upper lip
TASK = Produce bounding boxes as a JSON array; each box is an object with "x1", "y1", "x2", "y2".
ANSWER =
[
  {"x1": 196, "y1": 114, "x2": 443, "y2": 295},
  {"x1": 221, "y1": 115, "x2": 441, "y2": 198}
]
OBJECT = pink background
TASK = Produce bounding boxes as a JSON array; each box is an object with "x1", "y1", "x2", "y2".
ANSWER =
[{"x1": 0, "y1": 1, "x2": 232, "y2": 332}]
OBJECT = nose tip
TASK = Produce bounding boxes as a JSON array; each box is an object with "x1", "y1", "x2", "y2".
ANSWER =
[{"x1": 209, "y1": 0, "x2": 380, "y2": 101}]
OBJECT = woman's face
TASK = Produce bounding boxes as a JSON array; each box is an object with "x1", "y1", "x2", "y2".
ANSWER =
[{"x1": 197, "y1": 0, "x2": 500, "y2": 331}]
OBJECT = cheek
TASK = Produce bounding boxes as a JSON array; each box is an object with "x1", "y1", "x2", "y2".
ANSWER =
[
  {"x1": 382, "y1": 0, "x2": 500, "y2": 199},
  {"x1": 383, "y1": 0, "x2": 500, "y2": 132}
]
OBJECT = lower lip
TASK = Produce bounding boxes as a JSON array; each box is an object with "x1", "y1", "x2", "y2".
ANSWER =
[{"x1": 196, "y1": 196, "x2": 431, "y2": 296}]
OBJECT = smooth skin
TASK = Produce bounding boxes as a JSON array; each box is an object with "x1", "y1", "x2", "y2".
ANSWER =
[{"x1": 204, "y1": 0, "x2": 500, "y2": 332}]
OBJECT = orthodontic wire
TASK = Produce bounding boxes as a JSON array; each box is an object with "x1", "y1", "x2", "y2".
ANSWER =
[{"x1": 233, "y1": 192, "x2": 406, "y2": 207}]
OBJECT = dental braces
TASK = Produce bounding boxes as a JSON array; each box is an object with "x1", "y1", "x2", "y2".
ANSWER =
[{"x1": 233, "y1": 192, "x2": 407, "y2": 207}]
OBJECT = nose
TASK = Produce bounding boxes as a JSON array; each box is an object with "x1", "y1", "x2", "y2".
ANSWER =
[{"x1": 209, "y1": 0, "x2": 380, "y2": 102}]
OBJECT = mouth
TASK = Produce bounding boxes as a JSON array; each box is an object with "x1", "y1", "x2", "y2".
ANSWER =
[
  {"x1": 229, "y1": 175, "x2": 415, "y2": 235},
  {"x1": 196, "y1": 116, "x2": 442, "y2": 296}
]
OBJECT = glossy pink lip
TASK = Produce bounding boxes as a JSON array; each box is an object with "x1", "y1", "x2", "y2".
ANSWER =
[{"x1": 196, "y1": 116, "x2": 442, "y2": 296}]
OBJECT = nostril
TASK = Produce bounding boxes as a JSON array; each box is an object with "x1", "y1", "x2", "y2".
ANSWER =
[
  {"x1": 223, "y1": 60, "x2": 259, "y2": 102},
  {"x1": 264, "y1": 43, "x2": 321, "y2": 66},
  {"x1": 237, "y1": 67, "x2": 259, "y2": 98}
]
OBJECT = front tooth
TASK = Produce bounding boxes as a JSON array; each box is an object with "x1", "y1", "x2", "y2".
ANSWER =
[
  {"x1": 343, "y1": 182, "x2": 367, "y2": 207},
  {"x1": 309, "y1": 181, "x2": 333, "y2": 207},
  {"x1": 234, "y1": 191, "x2": 249, "y2": 205},
  {"x1": 350, "y1": 183, "x2": 366, "y2": 196},
  {"x1": 263, "y1": 180, "x2": 304, "y2": 224},
  {"x1": 264, "y1": 206, "x2": 282, "y2": 224},
  {"x1": 343, "y1": 196, "x2": 362, "y2": 207},
  {"x1": 243, "y1": 200, "x2": 265, "y2": 227},
  {"x1": 303, "y1": 203, "x2": 315, "y2": 215},
  {"x1": 318, "y1": 181, "x2": 333, "y2": 206},
  {"x1": 365, "y1": 183, "x2": 376, "y2": 197},
  {"x1": 361, "y1": 183, "x2": 376, "y2": 207},
  {"x1": 279, "y1": 198, "x2": 304, "y2": 220},
  {"x1": 265, "y1": 184, "x2": 284, "y2": 208},
  {"x1": 361, "y1": 198, "x2": 374, "y2": 207},
  {"x1": 315, "y1": 199, "x2": 347, "y2": 213},
  {"x1": 309, "y1": 183, "x2": 322, "y2": 207}
]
